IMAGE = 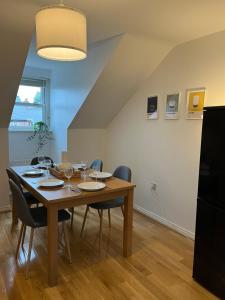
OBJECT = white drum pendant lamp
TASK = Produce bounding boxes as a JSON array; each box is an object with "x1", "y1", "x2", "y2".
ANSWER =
[{"x1": 36, "y1": 1, "x2": 87, "y2": 61}]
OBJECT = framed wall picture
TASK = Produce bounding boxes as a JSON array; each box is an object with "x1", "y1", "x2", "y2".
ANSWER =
[
  {"x1": 165, "y1": 93, "x2": 180, "y2": 119},
  {"x1": 186, "y1": 88, "x2": 206, "y2": 119},
  {"x1": 147, "y1": 96, "x2": 158, "y2": 119}
]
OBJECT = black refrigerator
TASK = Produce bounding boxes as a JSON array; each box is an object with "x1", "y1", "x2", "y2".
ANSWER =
[{"x1": 193, "y1": 106, "x2": 225, "y2": 299}]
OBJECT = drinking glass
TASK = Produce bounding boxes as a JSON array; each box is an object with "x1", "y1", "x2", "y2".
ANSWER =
[
  {"x1": 37, "y1": 156, "x2": 46, "y2": 168},
  {"x1": 80, "y1": 160, "x2": 88, "y2": 181},
  {"x1": 44, "y1": 159, "x2": 52, "y2": 179},
  {"x1": 92, "y1": 165, "x2": 99, "y2": 184},
  {"x1": 64, "y1": 167, "x2": 73, "y2": 189}
]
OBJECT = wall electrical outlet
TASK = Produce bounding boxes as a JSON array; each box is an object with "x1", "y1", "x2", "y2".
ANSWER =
[{"x1": 150, "y1": 182, "x2": 157, "y2": 191}]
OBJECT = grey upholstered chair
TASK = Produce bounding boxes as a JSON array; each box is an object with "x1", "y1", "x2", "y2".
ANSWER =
[
  {"x1": 70, "y1": 159, "x2": 104, "y2": 228},
  {"x1": 9, "y1": 179, "x2": 72, "y2": 279},
  {"x1": 6, "y1": 168, "x2": 40, "y2": 231},
  {"x1": 31, "y1": 156, "x2": 54, "y2": 167},
  {"x1": 80, "y1": 165, "x2": 132, "y2": 249},
  {"x1": 89, "y1": 159, "x2": 103, "y2": 172}
]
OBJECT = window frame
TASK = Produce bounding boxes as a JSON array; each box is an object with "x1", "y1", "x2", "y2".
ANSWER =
[{"x1": 9, "y1": 77, "x2": 50, "y2": 132}]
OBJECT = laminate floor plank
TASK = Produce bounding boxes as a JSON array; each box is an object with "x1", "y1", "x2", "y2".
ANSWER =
[{"x1": 0, "y1": 208, "x2": 218, "y2": 300}]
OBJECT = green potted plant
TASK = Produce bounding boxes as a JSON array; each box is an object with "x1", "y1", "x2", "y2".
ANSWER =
[{"x1": 27, "y1": 121, "x2": 51, "y2": 153}]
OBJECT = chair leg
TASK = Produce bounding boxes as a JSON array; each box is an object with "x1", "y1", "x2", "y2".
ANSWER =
[
  {"x1": 121, "y1": 205, "x2": 124, "y2": 217},
  {"x1": 58, "y1": 223, "x2": 64, "y2": 248},
  {"x1": 108, "y1": 209, "x2": 111, "y2": 227},
  {"x1": 70, "y1": 207, "x2": 74, "y2": 229},
  {"x1": 80, "y1": 206, "x2": 89, "y2": 237},
  {"x1": 21, "y1": 225, "x2": 27, "y2": 250},
  {"x1": 25, "y1": 228, "x2": 34, "y2": 279},
  {"x1": 62, "y1": 222, "x2": 72, "y2": 263},
  {"x1": 99, "y1": 209, "x2": 103, "y2": 250},
  {"x1": 11, "y1": 202, "x2": 18, "y2": 232},
  {"x1": 15, "y1": 223, "x2": 24, "y2": 259}
]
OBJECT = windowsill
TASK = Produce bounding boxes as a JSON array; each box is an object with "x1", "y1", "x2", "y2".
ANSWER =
[{"x1": 8, "y1": 128, "x2": 52, "y2": 133}]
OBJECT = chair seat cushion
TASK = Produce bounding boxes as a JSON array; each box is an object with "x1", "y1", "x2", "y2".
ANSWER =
[
  {"x1": 89, "y1": 197, "x2": 124, "y2": 210},
  {"x1": 30, "y1": 207, "x2": 70, "y2": 228},
  {"x1": 24, "y1": 192, "x2": 40, "y2": 205}
]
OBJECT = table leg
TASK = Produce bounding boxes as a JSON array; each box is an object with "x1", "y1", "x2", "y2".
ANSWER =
[
  {"x1": 123, "y1": 189, "x2": 133, "y2": 257},
  {"x1": 47, "y1": 205, "x2": 58, "y2": 286}
]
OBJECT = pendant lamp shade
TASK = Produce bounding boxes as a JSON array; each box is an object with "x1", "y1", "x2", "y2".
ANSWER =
[{"x1": 36, "y1": 5, "x2": 87, "y2": 61}]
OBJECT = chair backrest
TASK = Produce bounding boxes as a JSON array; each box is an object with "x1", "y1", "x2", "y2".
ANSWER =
[
  {"x1": 8, "y1": 179, "x2": 35, "y2": 227},
  {"x1": 113, "y1": 165, "x2": 132, "y2": 182},
  {"x1": 6, "y1": 167, "x2": 23, "y2": 193},
  {"x1": 90, "y1": 159, "x2": 103, "y2": 172},
  {"x1": 31, "y1": 156, "x2": 54, "y2": 166}
]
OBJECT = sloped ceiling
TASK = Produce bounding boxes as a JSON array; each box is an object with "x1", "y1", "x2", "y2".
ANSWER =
[
  {"x1": 2, "y1": 0, "x2": 225, "y2": 128},
  {"x1": 0, "y1": 1, "x2": 38, "y2": 127},
  {"x1": 70, "y1": 34, "x2": 172, "y2": 128}
]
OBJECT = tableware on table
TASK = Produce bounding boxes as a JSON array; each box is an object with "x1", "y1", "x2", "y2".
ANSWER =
[
  {"x1": 50, "y1": 167, "x2": 81, "y2": 180},
  {"x1": 38, "y1": 156, "x2": 46, "y2": 168},
  {"x1": 38, "y1": 178, "x2": 64, "y2": 188},
  {"x1": 72, "y1": 163, "x2": 83, "y2": 170},
  {"x1": 92, "y1": 165, "x2": 100, "y2": 183},
  {"x1": 70, "y1": 187, "x2": 81, "y2": 193},
  {"x1": 77, "y1": 181, "x2": 106, "y2": 192},
  {"x1": 80, "y1": 160, "x2": 88, "y2": 180},
  {"x1": 55, "y1": 162, "x2": 73, "y2": 171},
  {"x1": 23, "y1": 169, "x2": 45, "y2": 177},
  {"x1": 44, "y1": 159, "x2": 52, "y2": 178},
  {"x1": 64, "y1": 167, "x2": 73, "y2": 189},
  {"x1": 89, "y1": 172, "x2": 112, "y2": 180},
  {"x1": 80, "y1": 161, "x2": 87, "y2": 169}
]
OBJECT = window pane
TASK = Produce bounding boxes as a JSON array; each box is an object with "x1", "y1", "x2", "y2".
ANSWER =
[
  {"x1": 10, "y1": 79, "x2": 46, "y2": 129},
  {"x1": 16, "y1": 85, "x2": 42, "y2": 104},
  {"x1": 10, "y1": 104, "x2": 43, "y2": 128}
]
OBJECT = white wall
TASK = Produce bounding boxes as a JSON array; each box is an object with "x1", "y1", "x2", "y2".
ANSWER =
[
  {"x1": 68, "y1": 129, "x2": 106, "y2": 165},
  {"x1": 8, "y1": 131, "x2": 51, "y2": 166},
  {"x1": 104, "y1": 30, "x2": 225, "y2": 238}
]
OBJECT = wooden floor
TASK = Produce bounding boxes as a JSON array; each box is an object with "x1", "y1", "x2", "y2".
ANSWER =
[{"x1": 0, "y1": 207, "x2": 218, "y2": 300}]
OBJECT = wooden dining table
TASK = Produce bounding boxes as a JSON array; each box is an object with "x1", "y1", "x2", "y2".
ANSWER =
[{"x1": 12, "y1": 166, "x2": 136, "y2": 286}]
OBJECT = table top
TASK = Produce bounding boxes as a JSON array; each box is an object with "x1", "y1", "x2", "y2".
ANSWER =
[{"x1": 12, "y1": 166, "x2": 135, "y2": 206}]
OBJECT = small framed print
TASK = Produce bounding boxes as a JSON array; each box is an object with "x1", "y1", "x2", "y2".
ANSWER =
[
  {"x1": 147, "y1": 96, "x2": 158, "y2": 120},
  {"x1": 186, "y1": 88, "x2": 206, "y2": 119},
  {"x1": 165, "y1": 93, "x2": 180, "y2": 119}
]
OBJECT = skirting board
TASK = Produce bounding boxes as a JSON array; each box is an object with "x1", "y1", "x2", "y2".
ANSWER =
[
  {"x1": 0, "y1": 205, "x2": 11, "y2": 213},
  {"x1": 134, "y1": 204, "x2": 195, "y2": 240}
]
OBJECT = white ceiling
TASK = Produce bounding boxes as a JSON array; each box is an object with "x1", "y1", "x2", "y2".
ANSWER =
[{"x1": 34, "y1": 0, "x2": 225, "y2": 45}]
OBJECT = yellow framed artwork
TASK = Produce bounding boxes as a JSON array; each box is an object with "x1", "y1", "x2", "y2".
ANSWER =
[{"x1": 186, "y1": 88, "x2": 206, "y2": 119}]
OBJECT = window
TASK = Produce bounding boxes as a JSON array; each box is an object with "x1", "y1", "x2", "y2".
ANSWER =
[{"x1": 9, "y1": 78, "x2": 49, "y2": 130}]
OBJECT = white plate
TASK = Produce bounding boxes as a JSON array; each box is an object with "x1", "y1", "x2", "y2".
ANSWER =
[
  {"x1": 23, "y1": 169, "x2": 44, "y2": 177},
  {"x1": 89, "y1": 172, "x2": 112, "y2": 180},
  {"x1": 38, "y1": 178, "x2": 64, "y2": 188},
  {"x1": 77, "y1": 181, "x2": 106, "y2": 191}
]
